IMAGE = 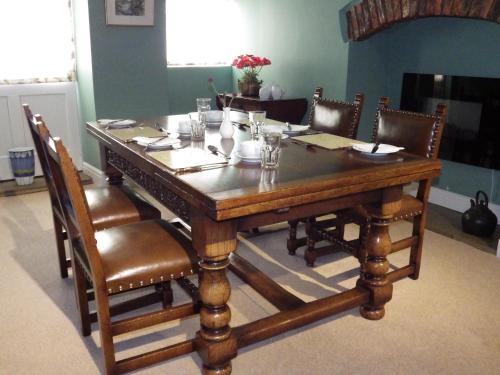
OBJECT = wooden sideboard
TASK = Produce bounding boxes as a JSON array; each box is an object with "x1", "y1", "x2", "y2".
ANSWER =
[{"x1": 217, "y1": 94, "x2": 308, "y2": 124}]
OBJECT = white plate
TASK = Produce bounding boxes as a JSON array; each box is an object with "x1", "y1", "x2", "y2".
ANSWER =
[
  {"x1": 352, "y1": 143, "x2": 404, "y2": 155},
  {"x1": 98, "y1": 119, "x2": 137, "y2": 128},
  {"x1": 283, "y1": 124, "x2": 310, "y2": 135},
  {"x1": 236, "y1": 153, "x2": 261, "y2": 163},
  {"x1": 281, "y1": 134, "x2": 289, "y2": 139},
  {"x1": 134, "y1": 137, "x2": 181, "y2": 150}
]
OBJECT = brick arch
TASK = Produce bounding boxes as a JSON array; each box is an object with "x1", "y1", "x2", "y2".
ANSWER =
[{"x1": 346, "y1": 0, "x2": 500, "y2": 41}]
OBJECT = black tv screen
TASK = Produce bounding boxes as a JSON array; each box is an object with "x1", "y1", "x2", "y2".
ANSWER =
[{"x1": 400, "y1": 73, "x2": 500, "y2": 170}]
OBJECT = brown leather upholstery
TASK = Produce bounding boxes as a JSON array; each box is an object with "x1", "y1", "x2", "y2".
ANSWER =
[
  {"x1": 374, "y1": 110, "x2": 441, "y2": 158},
  {"x1": 23, "y1": 104, "x2": 161, "y2": 278},
  {"x1": 304, "y1": 98, "x2": 448, "y2": 271},
  {"x1": 39, "y1": 120, "x2": 200, "y2": 373},
  {"x1": 87, "y1": 185, "x2": 160, "y2": 231},
  {"x1": 96, "y1": 220, "x2": 198, "y2": 293},
  {"x1": 309, "y1": 87, "x2": 364, "y2": 138}
]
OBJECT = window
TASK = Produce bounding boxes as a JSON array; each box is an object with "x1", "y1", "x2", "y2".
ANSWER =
[
  {"x1": 166, "y1": 0, "x2": 243, "y2": 66},
  {"x1": 0, "y1": 1, "x2": 74, "y2": 84}
]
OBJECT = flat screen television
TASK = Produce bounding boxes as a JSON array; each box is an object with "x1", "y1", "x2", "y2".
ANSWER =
[{"x1": 400, "y1": 73, "x2": 500, "y2": 170}]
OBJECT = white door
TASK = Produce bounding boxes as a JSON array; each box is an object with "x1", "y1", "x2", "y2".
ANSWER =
[{"x1": 0, "y1": 82, "x2": 82, "y2": 180}]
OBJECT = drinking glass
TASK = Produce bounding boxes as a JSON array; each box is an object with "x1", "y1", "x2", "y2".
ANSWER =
[
  {"x1": 196, "y1": 98, "x2": 211, "y2": 127},
  {"x1": 249, "y1": 110, "x2": 266, "y2": 140},
  {"x1": 260, "y1": 125, "x2": 282, "y2": 169},
  {"x1": 190, "y1": 119, "x2": 206, "y2": 141}
]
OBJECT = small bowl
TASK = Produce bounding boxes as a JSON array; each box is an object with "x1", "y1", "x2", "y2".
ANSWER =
[
  {"x1": 206, "y1": 110, "x2": 223, "y2": 123},
  {"x1": 238, "y1": 140, "x2": 261, "y2": 158}
]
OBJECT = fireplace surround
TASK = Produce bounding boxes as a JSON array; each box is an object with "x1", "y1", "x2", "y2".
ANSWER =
[{"x1": 346, "y1": 0, "x2": 500, "y2": 41}]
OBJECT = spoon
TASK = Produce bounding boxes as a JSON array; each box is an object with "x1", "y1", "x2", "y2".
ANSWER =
[{"x1": 208, "y1": 145, "x2": 231, "y2": 159}]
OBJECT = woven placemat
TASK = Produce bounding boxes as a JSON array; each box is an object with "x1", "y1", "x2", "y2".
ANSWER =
[{"x1": 0, "y1": 172, "x2": 92, "y2": 197}]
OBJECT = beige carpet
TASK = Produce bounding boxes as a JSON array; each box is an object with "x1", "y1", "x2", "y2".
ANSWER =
[{"x1": 1, "y1": 191, "x2": 500, "y2": 374}]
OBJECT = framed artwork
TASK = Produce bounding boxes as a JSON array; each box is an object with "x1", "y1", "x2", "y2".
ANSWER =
[{"x1": 105, "y1": 0, "x2": 155, "y2": 26}]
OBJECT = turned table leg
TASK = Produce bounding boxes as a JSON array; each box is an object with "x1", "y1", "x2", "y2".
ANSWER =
[
  {"x1": 192, "y1": 213, "x2": 238, "y2": 374},
  {"x1": 358, "y1": 186, "x2": 402, "y2": 320}
]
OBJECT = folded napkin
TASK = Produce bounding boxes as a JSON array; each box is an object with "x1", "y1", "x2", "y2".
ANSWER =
[
  {"x1": 98, "y1": 119, "x2": 137, "y2": 128},
  {"x1": 352, "y1": 143, "x2": 404, "y2": 154},
  {"x1": 133, "y1": 136, "x2": 180, "y2": 148}
]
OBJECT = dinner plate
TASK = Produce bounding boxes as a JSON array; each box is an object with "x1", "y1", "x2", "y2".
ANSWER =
[
  {"x1": 236, "y1": 153, "x2": 261, "y2": 163},
  {"x1": 283, "y1": 124, "x2": 310, "y2": 135},
  {"x1": 352, "y1": 143, "x2": 404, "y2": 155},
  {"x1": 134, "y1": 137, "x2": 181, "y2": 150},
  {"x1": 98, "y1": 119, "x2": 137, "y2": 128}
]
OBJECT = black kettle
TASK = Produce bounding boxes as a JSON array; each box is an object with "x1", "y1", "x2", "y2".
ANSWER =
[{"x1": 461, "y1": 190, "x2": 498, "y2": 237}]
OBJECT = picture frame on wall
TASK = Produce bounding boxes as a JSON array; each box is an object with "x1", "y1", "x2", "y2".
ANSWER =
[{"x1": 105, "y1": 0, "x2": 154, "y2": 26}]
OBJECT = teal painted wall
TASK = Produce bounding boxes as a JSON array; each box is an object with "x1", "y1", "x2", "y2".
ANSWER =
[
  {"x1": 237, "y1": 0, "x2": 353, "y2": 121},
  {"x1": 73, "y1": 0, "x2": 98, "y2": 167},
  {"x1": 346, "y1": 17, "x2": 500, "y2": 204},
  {"x1": 75, "y1": 0, "x2": 233, "y2": 167},
  {"x1": 167, "y1": 67, "x2": 233, "y2": 115}
]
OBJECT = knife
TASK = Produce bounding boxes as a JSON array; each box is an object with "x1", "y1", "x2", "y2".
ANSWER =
[{"x1": 371, "y1": 142, "x2": 380, "y2": 153}]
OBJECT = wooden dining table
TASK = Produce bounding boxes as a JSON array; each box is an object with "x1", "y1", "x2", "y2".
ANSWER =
[{"x1": 87, "y1": 114, "x2": 441, "y2": 374}]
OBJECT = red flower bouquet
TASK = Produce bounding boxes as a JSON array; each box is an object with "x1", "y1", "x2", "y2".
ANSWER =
[{"x1": 232, "y1": 54, "x2": 271, "y2": 96}]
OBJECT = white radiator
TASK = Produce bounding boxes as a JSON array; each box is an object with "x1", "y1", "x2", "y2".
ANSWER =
[{"x1": 0, "y1": 82, "x2": 81, "y2": 180}]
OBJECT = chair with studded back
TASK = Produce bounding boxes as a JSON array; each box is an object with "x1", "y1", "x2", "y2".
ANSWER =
[
  {"x1": 23, "y1": 104, "x2": 161, "y2": 279},
  {"x1": 286, "y1": 87, "x2": 364, "y2": 255},
  {"x1": 38, "y1": 117, "x2": 200, "y2": 374},
  {"x1": 305, "y1": 97, "x2": 448, "y2": 276}
]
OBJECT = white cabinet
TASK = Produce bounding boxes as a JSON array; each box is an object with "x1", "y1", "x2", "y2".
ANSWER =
[{"x1": 0, "y1": 82, "x2": 81, "y2": 180}]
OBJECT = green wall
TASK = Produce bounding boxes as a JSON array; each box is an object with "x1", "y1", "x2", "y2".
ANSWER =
[
  {"x1": 73, "y1": 0, "x2": 97, "y2": 167},
  {"x1": 74, "y1": 0, "x2": 233, "y2": 167},
  {"x1": 346, "y1": 17, "x2": 500, "y2": 204},
  {"x1": 236, "y1": 0, "x2": 352, "y2": 119}
]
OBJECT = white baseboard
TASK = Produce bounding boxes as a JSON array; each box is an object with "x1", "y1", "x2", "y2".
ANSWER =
[
  {"x1": 82, "y1": 162, "x2": 104, "y2": 180},
  {"x1": 428, "y1": 186, "x2": 500, "y2": 220}
]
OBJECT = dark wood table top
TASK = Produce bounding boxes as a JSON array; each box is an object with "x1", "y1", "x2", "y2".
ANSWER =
[{"x1": 87, "y1": 116, "x2": 441, "y2": 220}]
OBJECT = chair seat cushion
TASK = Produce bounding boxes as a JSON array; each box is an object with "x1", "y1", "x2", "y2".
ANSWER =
[
  {"x1": 86, "y1": 185, "x2": 161, "y2": 231},
  {"x1": 94, "y1": 220, "x2": 198, "y2": 294},
  {"x1": 345, "y1": 194, "x2": 424, "y2": 223}
]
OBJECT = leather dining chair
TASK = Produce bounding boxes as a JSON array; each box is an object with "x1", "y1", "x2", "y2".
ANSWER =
[
  {"x1": 286, "y1": 87, "x2": 364, "y2": 255},
  {"x1": 38, "y1": 118, "x2": 200, "y2": 375},
  {"x1": 23, "y1": 104, "x2": 161, "y2": 279},
  {"x1": 305, "y1": 97, "x2": 448, "y2": 276}
]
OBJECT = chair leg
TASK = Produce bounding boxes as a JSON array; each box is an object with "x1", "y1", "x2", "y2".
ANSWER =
[
  {"x1": 287, "y1": 220, "x2": 300, "y2": 255},
  {"x1": 95, "y1": 291, "x2": 117, "y2": 375},
  {"x1": 409, "y1": 213, "x2": 426, "y2": 280},
  {"x1": 304, "y1": 234, "x2": 317, "y2": 267},
  {"x1": 156, "y1": 281, "x2": 173, "y2": 308},
  {"x1": 73, "y1": 259, "x2": 92, "y2": 336},
  {"x1": 52, "y1": 213, "x2": 69, "y2": 278}
]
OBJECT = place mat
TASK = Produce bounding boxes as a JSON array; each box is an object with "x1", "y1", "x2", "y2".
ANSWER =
[
  {"x1": 291, "y1": 133, "x2": 367, "y2": 150},
  {"x1": 0, "y1": 172, "x2": 92, "y2": 197},
  {"x1": 147, "y1": 147, "x2": 228, "y2": 171},
  {"x1": 107, "y1": 127, "x2": 165, "y2": 142}
]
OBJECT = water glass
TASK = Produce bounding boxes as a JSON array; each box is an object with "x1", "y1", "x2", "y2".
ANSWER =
[
  {"x1": 190, "y1": 119, "x2": 206, "y2": 141},
  {"x1": 196, "y1": 98, "x2": 211, "y2": 126},
  {"x1": 260, "y1": 126, "x2": 282, "y2": 169},
  {"x1": 249, "y1": 110, "x2": 266, "y2": 140}
]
